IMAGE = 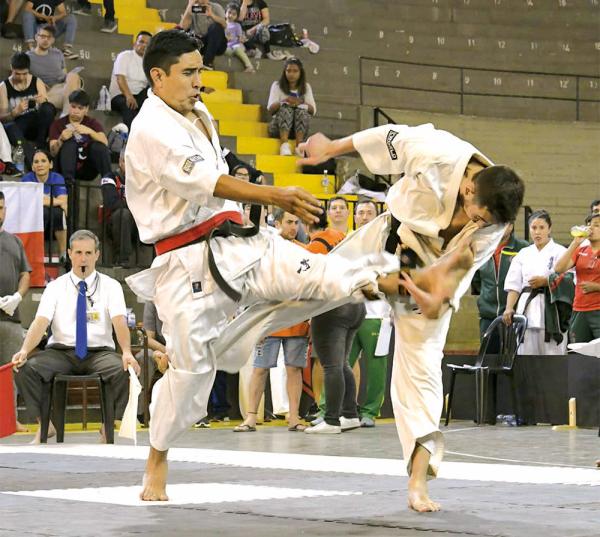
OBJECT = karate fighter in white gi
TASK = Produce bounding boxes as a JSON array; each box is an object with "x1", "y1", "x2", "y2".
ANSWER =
[
  {"x1": 123, "y1": 30, "x2": 445, "y2": 502},
  {"x1": 298, "y1": 124, "x2": 525, "y2": 512}
]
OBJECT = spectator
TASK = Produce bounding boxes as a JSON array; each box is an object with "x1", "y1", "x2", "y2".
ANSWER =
[
  {"x1": 590, "y1": 199, "x2": 600, "y2": 216},
  {"x1": 1, "y1": 0, "x2": 23, "y2": 38},
  {"x1": 27, "y1": 24, "x2": 82, "y2": 117},
  {"x1": 100, "y1": 148, "x2": 138, "y2": 267},
  {"x1": 238, "y1": 0, "x2": 275, "y2": 59},
  {"x1": 555, "y1": 213, "x2": 600, "y2": 343},
  {"x1": 346, "y1": 200, "x2": 391, "y2": 428},
  {"x1": 267, "y1": 57, "x2": 316, "y2": 156},
  {"x1": 73, "y1": 0, "x2": 117, "y2": 33},
  {"x1": 0, "y1": 122, "x2": 22, "y2": 176},
  {"x1": 48, "y1": 89, "x2": 112, "y2": 183},
  {"x1": 327, "y1": 196, "x2": 349, "y2": 234},
  {"x1": 180, "y1": 0, "x2": 227, "y2": 70},
  {"x1": 0, "y1": 52, "x2": 56, "y2": 166},
  {"x1": 21, "y1": 148, "x2": 68, "y2": 261},
  {"x1": 305, "y1": 209, "x2": 364, "y2": 434},
  {"x1": 22, "y1": 0, "x2": 78, "y2": 59},
  {"x1": 11, "y1": 229, "x2": 140, "y2": 444},
  {"x1": 234, "y1": 208, "x2": 309, "y2": 433},
  {"x1": 0, "y1": 190, "x2": 31, "y2": 433},
  {"x1": 503, "y1": 210, "x2": 569, "y2": 354},
  {"x1": 109, "y1": 31, "x2": 152, "y2": 129},
  {"x1": 224, "y1": 3, "x2": 254, "y2": 72},
  {"x1": 472, "y1": 223, "x2": 528, "y2": 352}
]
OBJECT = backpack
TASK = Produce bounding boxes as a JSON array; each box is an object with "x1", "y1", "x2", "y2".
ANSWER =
[
  {"x1": 107, "y1": 124, "x2": 128, "y2": 158},
  {"x1": 268, "y1": 23, "x2": 302, "y2": 47}
]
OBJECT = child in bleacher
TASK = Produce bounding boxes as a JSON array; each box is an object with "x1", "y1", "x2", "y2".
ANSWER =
[{"x1": 224, "y1": 3, "x2": 255, "y2": 73}]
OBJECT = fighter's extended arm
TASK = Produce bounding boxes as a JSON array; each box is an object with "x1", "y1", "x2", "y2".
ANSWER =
[
  {"x1": 213, "y1": 174, "x2": 322, "y2": 225},
  {"x1": 297, "y1": 133, "x2": 355, "y2": 166}
]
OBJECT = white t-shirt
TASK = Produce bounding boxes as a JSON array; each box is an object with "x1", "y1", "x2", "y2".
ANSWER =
[
  {"x1": 110, "y1": 49, "x2": 147, "y2": 98},
  {"x1": 36, "y1": 270, "x2": 127, "y2": 349}
]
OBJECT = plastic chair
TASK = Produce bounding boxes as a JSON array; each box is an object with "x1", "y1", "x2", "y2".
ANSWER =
[
  {"x1": 39, "y1": 373, "x2": 114, "y2": 443},
  {"x1": 444, "y1": 314, "x2": 528, "y2": 426}
]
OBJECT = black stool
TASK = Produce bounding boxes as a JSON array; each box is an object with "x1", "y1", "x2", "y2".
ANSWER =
[{"x1": 40, "y1": 373, "x2": 114, "y2": 443}]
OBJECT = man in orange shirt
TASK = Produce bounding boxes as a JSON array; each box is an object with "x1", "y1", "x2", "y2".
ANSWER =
[{"x1": 234, "y1": 208, "x2": 309, "y2": 432}]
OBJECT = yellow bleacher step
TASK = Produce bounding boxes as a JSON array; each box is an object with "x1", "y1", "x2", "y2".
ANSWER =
[
  {"x1": 237, "y1": 137, "x2": 295, "y2": 155},
  {"x1": 256, "y1": 155, "x2": 299, "y2": 174},
  {"x1": 202, "y1": 88, "x2": 243, "y2": 104},
  {"x1": 274, "y1": 173, "x2": 322, "y2": 191},
  {"x1": 219, "y1": 121, "x2": 268, "y2": 137},
  {"x1": 207, "y1": 102, "x2": 261, "y2": 121},
  {"x1": 201, "y1": 71, "x2": 228, "y2": 90}
]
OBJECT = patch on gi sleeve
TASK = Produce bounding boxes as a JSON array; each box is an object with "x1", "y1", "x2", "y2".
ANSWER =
[
  {"x1": 182, "y1": 154, "x2": 204, "y2": 175},
  {"x1": 386, "y1": 130, "x2": 398, "y2": 161}
]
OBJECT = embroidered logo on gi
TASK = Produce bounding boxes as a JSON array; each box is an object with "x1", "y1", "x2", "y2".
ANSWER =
[
  {"x1": 297, "y1": 259, "x2": 311, "y2": 274},
  {"x1": 182, "y1": 154, "x2": 204, "y2": 175},
  {"x1": 386, "y1": 130, "x2": 399, "y2": 160},
  {"x1": 191, "y1": 281, "x2": 202, "y2": 293}
]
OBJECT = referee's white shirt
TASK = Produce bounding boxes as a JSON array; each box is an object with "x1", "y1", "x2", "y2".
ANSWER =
[{"x1": 36, "y1": 270, "x2": 127, "y2": 349}]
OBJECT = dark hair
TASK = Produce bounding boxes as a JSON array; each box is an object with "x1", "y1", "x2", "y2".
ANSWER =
[
  {"x1": 37, "y1": 24, "x2": 56, "y2": 37},
  {"x1": 10, "y1": 52, "x2": 30, "y2": 71},
  {"x1": 473, "y1": 165, "x2": 524, "y2": 224},
  {"x1": 278, "y1": 57, "x2": 307, "y2": 96},
  {"x1": 32, "y1": 148, "x2": 53, "y2": 163},
  {"x1": 0, "y1": 191, "x2": 4, "y2": 202},
  {"x1": 136, "y1": 30, "x2": 152, "y2": 40},
  {"x1": 585, "y1": 212, "x2": 600, "y2": 225},
  {"x1": 143, "y1": 29, "x2": 199, "y2": 85},
  {"x1": 68, "y1": 89, "x2": 90, "y2": 107},
  {"x1": 314, "y1": 205, "x2": 329, "y2": 230},
  {"x1": 590, "y1": 199, "x2": 600, "y2": 212},
  {"x1": 327, "y1": 196, "x2": 348, "y2": 210},
  {"x1": 355, "y1": 199, "x2": 378, "y2": 214},
  {"x1": 225, "y1": 2, "x2": 239, "y2": 14},
  {"x1": 528, "y1": 209, "x2": 552, "y2": 228}
]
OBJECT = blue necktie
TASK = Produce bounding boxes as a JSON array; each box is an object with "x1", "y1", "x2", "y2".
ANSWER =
[{"x1": 75, "y1": 280, "x2": 88, "y2": 359}]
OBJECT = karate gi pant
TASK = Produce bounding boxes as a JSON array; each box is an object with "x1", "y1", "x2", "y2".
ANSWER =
[
  {"x1": 390, "y1": 307, "x2": 453, "y2": 479},
  {"x1": 148, "y1": 235, "x2": 384, "y2": 451},
  {"x1": 518, "y1": 327, "x2": 568, "y2": 355}
]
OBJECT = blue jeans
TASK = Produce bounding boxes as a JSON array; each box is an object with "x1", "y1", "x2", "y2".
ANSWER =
[{"x1": 22, "y1": 12, "x2": 77, "y2": 45}]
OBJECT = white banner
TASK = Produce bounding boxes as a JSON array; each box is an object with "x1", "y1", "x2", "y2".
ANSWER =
[{"x1": 0, "y1": 181, "x2": 43, "y2": 233}]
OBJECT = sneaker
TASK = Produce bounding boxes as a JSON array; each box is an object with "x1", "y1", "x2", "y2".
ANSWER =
[
  {"x1": 279, "y1": 142, "x2": 292, "y2": 156},
  {"x1": 304, "y1": 421, "x2": 341, "y2": 434},
  {"x1": 202, "y1": 64, "x2": 214, "y2": 71},
  {"x1": 244, "y1": 66, "x2": 256, "y2": 73},
  {"x1": 310, "y1": 416, "x2": 324, "y2": 427},
  {"x1": 193, "y1": 417, "x2": 211, "y2": 428},
  {"x1": 72, "y1": 2, "x2": 92, "y2": 15},
  {"x1": 63, "y1": 48, "x2": 79, "y2": 60},
  {"x1": 360, "y1": 416, "x2": 375, "y2": 428},
  {"x1": 339, "y1": 417, "x2": 361, "y2": 431},
  {"x1": 266, "y1": 50, "x2": 285, "y2": 60},
  {"x1": 100, "y1": 20, "x2": 118, "y2": 33},
  {"x1": 2, "y1": 161, "x2": 23, "y2": 177},
  {"x1": 1, "y1": 22, "x2": 20, "y2": 39}
]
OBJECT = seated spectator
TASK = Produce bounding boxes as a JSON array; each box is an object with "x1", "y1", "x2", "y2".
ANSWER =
[
  {"x1": 327, "y1": 196, "x2": 350, "y2": 234},
  {"x1": 73, "y1": 0, "x2": 117, "y2": 33},
  {"x1": 100, "y1": 148, "x2": 138, "y2": 267},
  {"x1": 21, "y1": 148, "x2": 68, "y2": 260},
  {"x1": 224, "y1": 3, "x2": 254, "y2": 72},
  {"x1": 555, "y1": 213, "x2": 600, "y2": 343},
  {"x1": 48, "y1": 89, "x2": 112, "y2": 183},
  {"x1": 0, "y1": 52, "x2": 56, "y2": 166},
  {"x1": 180, "y1": 0, "x2": 227, "y2": 70},
  {"x1": 22, "y1": 0, "x2": 78, "y2": 59},
  {"x1": 591, "y1": 199, "x2": 600, "y2": 216},
  {"x1": 27, "y1": 24, "x2": 82, "y2": 117},
  {"x1": 503, "y1": 210, "x2": 569, "y2": 355},
  {"x1": 267, "y1": 58, "x2": 316, "y2": 156},
  {"x1": 239, "y1": 0, "x2": 276, "y2": 59},
  {"x1": 109, "y1": 31, "x2": 151, "y2": 129},
  {"x1": 0, "y1": 122, "x2": 22, "y2": 176},
  {"x1": 1, "y1": 0, "x2": 23, "y2": 38},
  {"x1": 11, "y1": 229, "x2": 139, "y2": 444}
]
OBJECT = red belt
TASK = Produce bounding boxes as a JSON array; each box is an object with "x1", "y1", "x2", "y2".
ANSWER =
[{"x1": 155, "y1": 211, "x2": 243, "y2": 256}]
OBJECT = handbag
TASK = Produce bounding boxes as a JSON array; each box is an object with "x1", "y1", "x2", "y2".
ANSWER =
[{"x1": 268, "y1": 23, "x2": 302, "y2": 47}]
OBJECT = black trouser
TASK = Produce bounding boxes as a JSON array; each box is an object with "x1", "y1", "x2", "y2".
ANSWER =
[
  {"x1": 15, "y1": 346, "x2": 129, "y2": 422},
  {"x1": 59, "y1": 139, "x2": 112, "y2": 181},
  {"x1": 110, "y1": 89, "x2": 148, "y2": 129},
  {"x1": 4, "y1": 102, "x2": 56, "y2": 164},
  {"x1": 201, "y1": 22, "x2": 227, "y2": 66},
  {"x1": 109, "y1": 207, "x2": 137, "y2": 263},
  {"x1": 78, "y1": 0, "x2": 114, "y2": 20},
  {"x1": 311, "y1": 303, "x2": 366, "y2": 426}
]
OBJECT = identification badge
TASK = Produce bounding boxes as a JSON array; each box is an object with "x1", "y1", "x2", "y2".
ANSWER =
[
  {"x1": 87, "y1": 310, "x2": 100, "y2": 323},
  {"x1": 182, "y1": 154, "x2": 204, "y2": 175},
  {"x1": 192, "y1": 281, "x2": 202, "y2": 294}
]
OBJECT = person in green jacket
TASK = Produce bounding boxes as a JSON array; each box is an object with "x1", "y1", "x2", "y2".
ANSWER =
[{"x1": 471, "y1": 223, "x2": 529, "y2": 352}]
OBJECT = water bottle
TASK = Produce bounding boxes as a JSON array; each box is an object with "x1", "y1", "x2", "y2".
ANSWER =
[
  {"x1": 12, "y1": 141, "x2": 24, "y2": 174},
  {"x1": 496, "y1": 414, "x2": 506, "y2": 425},
  {"x1": 505, "y1": 414, "x2": 517, "y2": 427},
  {"x1": 96, "y1": 85, "x2": 111, "y2": 112},
  {"x1": 321, "y1": 169, "x2": 331, "y2": 195},
  {"x1": 126, "y1": 307, "x2": 136, "y2": 329}
]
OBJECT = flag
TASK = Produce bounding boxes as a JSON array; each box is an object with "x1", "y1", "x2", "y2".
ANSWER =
[
  {"x1": 118, "y1": 366, "x2": 142, "y2": 445},
  {"x1": 0, "y1": 182, "x2": 45, "y2": 287},
  {"x1": 0, "y1": 363, "x2": 17, "y2": 439}
]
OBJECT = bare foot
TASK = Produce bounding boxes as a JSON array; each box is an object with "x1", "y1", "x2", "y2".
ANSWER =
[
  {"x1": 16, "y1": 421, "x2": 29, "y2": 433},
  {"x1": 30, "y1": 421, "x2": 56, "y2": 444},
  {"x1": 140, "y1": 446, "x2": 169, "y2": 501},
  {"x1": 407, "y1": 477, "x2": 441, "y2": 513}
]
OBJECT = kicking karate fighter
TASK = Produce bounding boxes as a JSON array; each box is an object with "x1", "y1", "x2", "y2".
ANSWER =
[
  {"x1": 298, "y1": 125, "x2": 525, "y2": 512},
  {"x1": 124, "y1": 30, "x2": 418, "y2": 502}
]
